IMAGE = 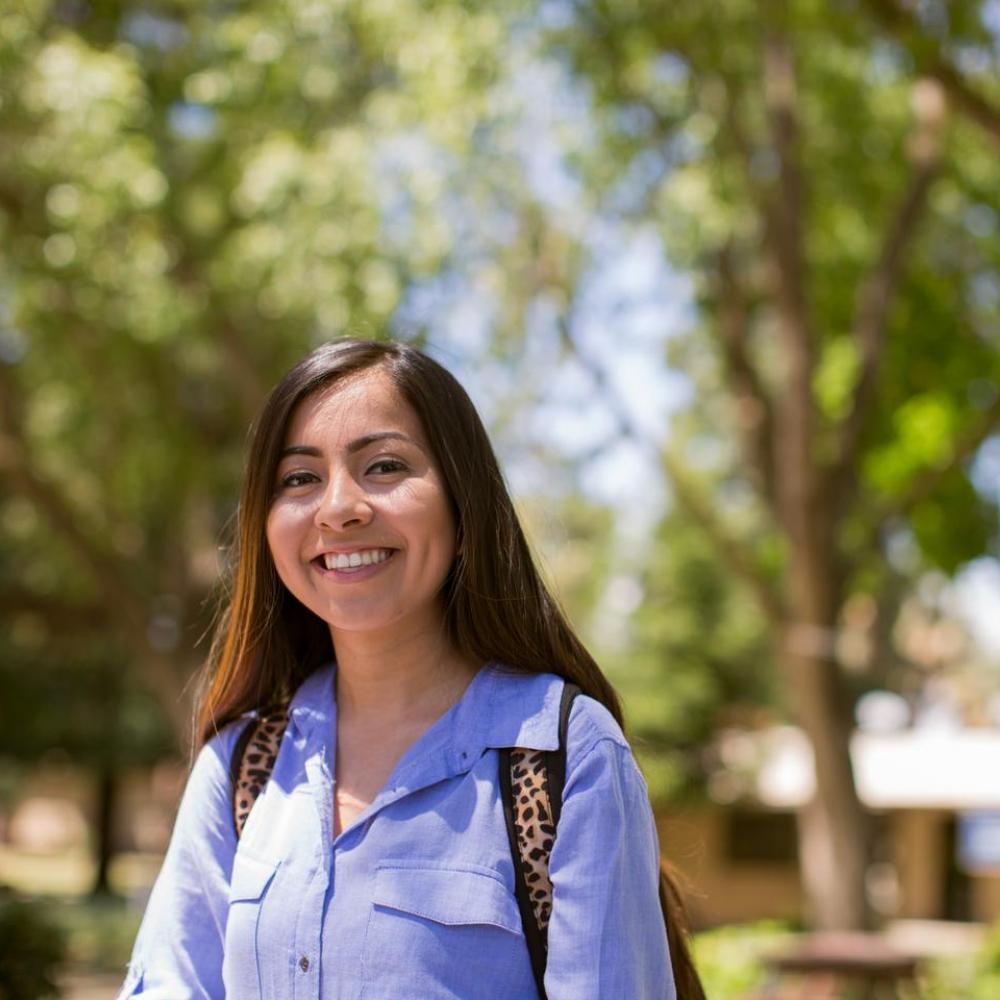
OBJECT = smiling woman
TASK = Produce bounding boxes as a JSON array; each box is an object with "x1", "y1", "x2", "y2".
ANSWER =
[
  {"x1": 116, "y1": 339, "x2": 704, "y2": 1000},
  {"x1": 265, "y1": 372, "x2": 459, "y2": 646}
]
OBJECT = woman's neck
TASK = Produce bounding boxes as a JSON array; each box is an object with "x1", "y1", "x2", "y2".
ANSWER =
[{"x1": 330, "y1": 622, "x2": 481, "y2": 729}]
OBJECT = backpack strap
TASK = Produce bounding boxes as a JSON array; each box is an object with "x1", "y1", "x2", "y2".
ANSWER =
[
  {"x1": 230, "y1": 709, "x2": 289, "y2": 839},
  {"x1": 500, "y1": 680, "x2": 581, "y2": 999}
]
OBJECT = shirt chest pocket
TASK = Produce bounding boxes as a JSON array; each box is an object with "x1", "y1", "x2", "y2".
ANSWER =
[
  {"x1": 222, "y1": 853, "x2": 280, "y2": 1000},
  {"x1": 361, "y1": 862, "x2": 537, "y2": 1000}
]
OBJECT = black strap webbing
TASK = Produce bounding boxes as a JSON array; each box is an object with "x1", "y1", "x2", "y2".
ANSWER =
[{"x1": 546, "y1": 681, "x2": 580, "y2": 828}]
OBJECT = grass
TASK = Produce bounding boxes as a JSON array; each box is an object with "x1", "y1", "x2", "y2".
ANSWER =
[
  {"x1": 47, "y1": 897, "x2": 143, "y2": 975},
  {"x1": 692, "y1": 920, "x2": 1000, "y2": 1000},
  {"x1": 0, "y1": 845, "x2": 153, "y2": 982},
  {"x1": 693, "y1": 921, "x2": 797, "y2": 999}
]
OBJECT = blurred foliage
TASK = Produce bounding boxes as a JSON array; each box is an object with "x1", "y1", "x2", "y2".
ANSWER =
[
  {"x1": 2, "y1": 0, "x2": 1000, "y2": 869},
  {"x1": 0, "y1": 0, "x2": 533, "y2": 903},
  {"x1": 919, "y1": 919, "x2": 1000, "y2": 999},
  {"x1": 692, "y1": 920, "x2": 796, "y2": 1000},
  {"x1": 692, "y1": 919, "x2": 1000, "y2": 999},
  {"x1": 51, "y1": 895, "x2": 142, "y2": 975},
  {"x1": 619, "y1": 500, "x2": 777, "y2": 802},
  {"x1": 0, "y1": 0, "x2": 518, "y2": 747},
  {"x1": 547, "y1": 0, "x2": 1000, "y2": 564},
  {"x1": 519, "y1": 491, "x2": 616, "y2": 629},
  {"x1": 0, "y1": 892, "x2": 144, "y2": 996},
  {"x1": 534, "y1": 0, "x2": 1000, "y2": 792},
  {"x1": 0, "y1": 640, "x2": 173, "y2": 767},
  {"x1": 0, "y1": 892, "x2": 66, "y2": 1000}
]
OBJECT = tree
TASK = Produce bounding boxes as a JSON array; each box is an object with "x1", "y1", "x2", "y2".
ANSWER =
[
  {"x1": 619, "y1": 495, "x2": 778, "y2": 805},
  {"x1": 0, "y1": 0, "x2": 515, "y2": 894},
  {"x1": 530, "y1": 0, "x2": 1000, "y2": 927},
  {"x1": 0, "y1": 0, "x2": 507, "y2": 746},
  {"x1": 0, "y1": 637, "x2": 173, "y2": 895}
]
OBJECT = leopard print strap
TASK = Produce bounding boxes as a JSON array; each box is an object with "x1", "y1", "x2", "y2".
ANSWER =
[
  {"x1": 509, "y1": 747, "x2": 557, "y2": 932},
  {"x1": 505, "y1": 681, "x2": 581, "y2": 968},
  {"x1": 232, "y1": 710, "x2": 289, "y2": 838}
]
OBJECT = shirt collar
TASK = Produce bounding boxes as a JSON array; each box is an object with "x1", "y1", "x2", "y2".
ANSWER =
[
  {"x1": 450, "y1": 661, "x2": 562, "y2": 756},
  {"x1": 287, "y1": 661, "x2": 337, "y2": 734},
  {"x1": 285, "y1": 659, "x2": 563, "y2": 758}
]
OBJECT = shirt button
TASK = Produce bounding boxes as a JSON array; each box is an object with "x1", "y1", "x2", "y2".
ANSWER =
[{"x1": 299, "y1": 956, "x2": 310, "y2": 972}]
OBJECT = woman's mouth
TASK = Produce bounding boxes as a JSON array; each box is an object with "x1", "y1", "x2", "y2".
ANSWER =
[{"x1": 312, "y1": 548, "x2": 396, "y2": 577}]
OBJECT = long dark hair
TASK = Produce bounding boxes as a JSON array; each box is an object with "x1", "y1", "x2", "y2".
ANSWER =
[{"x1": 197, "y1": 338, "x2": 704, "y2": 997}]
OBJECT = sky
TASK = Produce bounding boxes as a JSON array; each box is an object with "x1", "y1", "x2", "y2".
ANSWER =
[{"x1": 951, "y1": 558, "x2": 1000, "y2": 659}]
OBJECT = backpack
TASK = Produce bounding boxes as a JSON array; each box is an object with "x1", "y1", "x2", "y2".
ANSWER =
[{"x1": 230, "y1": 681, "x2": 581, "y2": 1000}]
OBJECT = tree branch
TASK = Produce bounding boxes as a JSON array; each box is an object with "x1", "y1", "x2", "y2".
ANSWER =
[
  {"x1": 863, "y1": 0, "x2": 1000, "y2": 145},
  {"x1": 762, "y1": 31, "x2": 809, "y2": 340},
  {"x1": 0, "y1": 364, "x2": 189, "y2": 731},
  {"x1": 555, "y1": 314, "x2": 785, "y2": 625},
  {"x1": 663, "y1": 451, "x2": 786, "y2": 626},
  {"x1": 0, "y1": 373, "x2": 137, "y2": 621},
  {"x1": 830, "y1": 79, "x2": 945, "y2": 507},
  {"x1": 0, "y1": 589, "x2": 110, "y2": 630},
  {"x1": 715, "y1": 245, "x2": 777, "y2": 507},
  {"x1": 167, "y1": 247, "x2": 269, "y2": 428},
  {"x1": 930, "y1": 58, "x2": 1000, "y2": 146},
  {"x1": 759, "y1": 21, "x2": 820, "y2": 555}
]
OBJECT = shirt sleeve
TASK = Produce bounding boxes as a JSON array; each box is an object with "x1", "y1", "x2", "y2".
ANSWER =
[
  {"x1": 117, "y1": 728, "x2": 240, "y2": 1000},
  {"x1": 544, "y1": 715, "x2": 676, "y2": 999}
]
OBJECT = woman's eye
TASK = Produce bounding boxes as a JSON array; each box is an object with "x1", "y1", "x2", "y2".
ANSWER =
[
  {"x1": 367, "y1": 459, "x2": 406, "y2": 476},
  {"x1": 279, "y1": 471, "x2": 316, "y2": 488}
]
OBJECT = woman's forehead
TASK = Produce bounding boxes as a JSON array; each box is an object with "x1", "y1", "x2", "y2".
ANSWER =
[{"x1": 283, "y1": 370, "x2": 426, "y2": 448}]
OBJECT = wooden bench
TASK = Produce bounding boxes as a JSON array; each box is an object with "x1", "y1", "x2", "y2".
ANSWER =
[{"x1": 753, "y1": 932, "x2": 921, "y2": 999}]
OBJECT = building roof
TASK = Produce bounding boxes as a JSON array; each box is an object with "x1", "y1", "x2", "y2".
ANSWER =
[{"x1": 750, "y1": 726, "x2": 1000, "y2": 810}]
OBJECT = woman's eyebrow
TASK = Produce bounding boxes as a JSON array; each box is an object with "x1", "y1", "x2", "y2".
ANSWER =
[
  {"x1": 346, "y1": 431, "x2": 418, "y2": 454},
  {"x1": 278, "y1": 432, "x2": 418, "y2": 461},
  {"x1": 279, "y1": 444, "x2": 323, "y2": 460}
]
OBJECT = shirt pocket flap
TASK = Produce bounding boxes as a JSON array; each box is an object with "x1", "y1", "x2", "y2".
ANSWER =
[
  {"x1": 373, "y1": 865, "x2": 520, "y2": 934},
  {"x1": 229, "y1": 853, "x2": 279, "y2": 903}
]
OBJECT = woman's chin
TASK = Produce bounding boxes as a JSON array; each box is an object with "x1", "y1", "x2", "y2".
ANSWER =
[{"x1": 321, "y1": 603, "x2": 445, "y2": 644}]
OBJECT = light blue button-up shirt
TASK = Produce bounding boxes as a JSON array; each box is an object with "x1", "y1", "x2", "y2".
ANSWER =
[{"x1": 118, "y1": 661, "x2": 675, "y2": 999}]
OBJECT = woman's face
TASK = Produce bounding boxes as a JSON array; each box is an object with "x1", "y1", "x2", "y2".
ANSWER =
[{"x1": 265, "y1": 370, "x2": 457, "y2": 642}]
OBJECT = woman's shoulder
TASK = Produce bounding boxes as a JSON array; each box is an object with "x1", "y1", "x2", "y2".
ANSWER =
[
  {"x1": 484, "y1": 661, "x2": 631, "y2": 760},
  {"x1": 565, "y1": 689, "x2": 630, "y2": 757},
  {"x1": 562, "y1": 694, "x2": 651, "y2": 809}
]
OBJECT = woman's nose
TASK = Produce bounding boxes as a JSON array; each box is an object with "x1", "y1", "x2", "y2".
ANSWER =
[{"x1": 314, "y1": 471, "x2": 373, "y2": 531}]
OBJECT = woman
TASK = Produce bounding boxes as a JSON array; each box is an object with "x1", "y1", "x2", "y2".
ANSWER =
[{"x1": 118, "y1": 339, "x2": 702, "y2": 999}]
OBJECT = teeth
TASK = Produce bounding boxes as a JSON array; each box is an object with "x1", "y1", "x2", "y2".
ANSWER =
[{"x1": 322, "y1": 549, "x2": 390, "y2": 571}]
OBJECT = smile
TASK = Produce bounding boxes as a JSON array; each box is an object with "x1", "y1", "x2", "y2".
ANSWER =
[{"x1": 312, "y1": 548, "x2": 396, "y2": 575}]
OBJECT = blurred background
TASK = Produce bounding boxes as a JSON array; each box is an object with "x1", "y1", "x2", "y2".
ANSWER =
[{"x1": 1, "y1": 0, "x2": 1000, "y2": 996}]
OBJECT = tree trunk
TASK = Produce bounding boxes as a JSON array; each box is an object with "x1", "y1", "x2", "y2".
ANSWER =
[
  {"x1": 91, "y1": 760, "x2": 117, "y2": 897},
  {"x1": 780, "y1": 623, "x2": 872, "y2": 929}
]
